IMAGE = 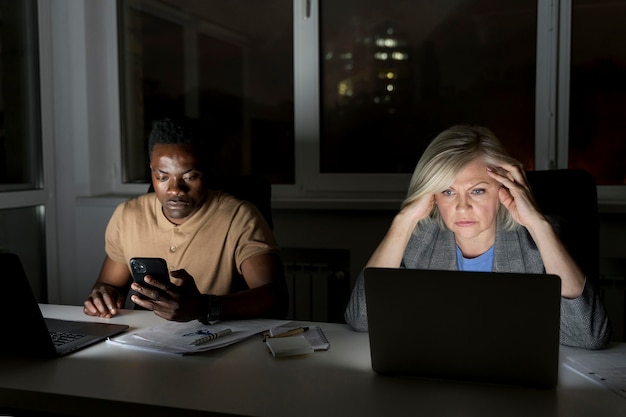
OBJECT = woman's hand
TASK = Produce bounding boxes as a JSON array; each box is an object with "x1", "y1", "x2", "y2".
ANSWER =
[
  {"x1": 487, "y1": 164, "x2": 543, "y2": 228},
  {"x1": 398, "y1": 193, "x2": 436, "y2": 228},
  {"x1": 365, "y1": 194, "x2": 435, "y2": 269}
]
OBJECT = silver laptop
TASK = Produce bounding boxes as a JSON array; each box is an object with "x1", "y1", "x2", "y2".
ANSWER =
[
  {"x1": 1, "y1": 252, "x2": 129, "y2": 357},
  {"x1": 364, "y1": 267, "x2": 561, "y2": 388}
]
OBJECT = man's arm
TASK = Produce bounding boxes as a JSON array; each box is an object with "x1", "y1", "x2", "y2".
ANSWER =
[
  {"x1": 83, "y1": 255, "x2": 132, "y2": 318},
  {"x1": 218, "y1": 252, "x2": 289, "y2": 319},
  {"x1": 131, "y1": 252, "x2": 289, "y2": 322}
]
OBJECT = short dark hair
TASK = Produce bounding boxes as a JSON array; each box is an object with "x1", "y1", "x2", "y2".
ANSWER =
[{"x1": 148, "y1": 117, "x2": 211, "y2": 172}]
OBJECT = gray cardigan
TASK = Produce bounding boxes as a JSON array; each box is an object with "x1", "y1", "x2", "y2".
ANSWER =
[{"x1": 344, "y1": 218, "x2": 611, "y2": 349}]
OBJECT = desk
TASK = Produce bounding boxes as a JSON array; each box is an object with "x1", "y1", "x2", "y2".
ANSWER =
[{"x1": 1, "y1": 305, "x2": 624, "y2": 417}]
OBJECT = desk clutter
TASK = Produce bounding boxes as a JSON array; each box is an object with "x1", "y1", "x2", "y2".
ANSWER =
[
  {"x1": 106, "y1": 319, "x2": 330, "y2": 357},
  {"x1": 264, "y1": 325, "x2": 330, "y2": 358},
  {"x1": 108, "y1": 319, "x2": 288, "y2": 354}
]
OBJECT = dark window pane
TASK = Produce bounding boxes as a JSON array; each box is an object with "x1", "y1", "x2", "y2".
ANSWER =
[
  {"x1": 0, "y1": 1, "x2": 41, "y2": 191},
  {"x1": 0, "y1": 206, "x2": 47, "y2": 301},
  {"x1": 119, "y1": 0, "x2": 294, "y2": 184},
  {"x1": 320, "y1": 0, "x2": 536, "y2": 173},
  {"x1": 569, "y1": 0, "x2": 626, "y2": 185}
]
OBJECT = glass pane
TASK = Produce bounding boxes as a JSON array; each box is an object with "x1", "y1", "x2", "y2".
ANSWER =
[
  {"x1": 0, "y1": 1, "x2": 42, "y2": 191},
  {"x1": 0, "y1": 206, "x2": 47, "y2": 302},
  {"x1": 320, "y1": 0, "x2": 537, "y2": 173},
  {"x1": 569, "y1": 0, "x2": 626, "y2": 185},
  {"x1": 119, "y1": 0, "x2": 294, "y2": 184}
]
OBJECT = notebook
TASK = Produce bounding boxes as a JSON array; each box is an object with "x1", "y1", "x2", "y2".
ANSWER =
[
  {"x1": 0, "y1": 252, "x2": 129, "y2": 357},
  {"x1": 364, "y1": 267, "x2": 561, "y2": 388}
]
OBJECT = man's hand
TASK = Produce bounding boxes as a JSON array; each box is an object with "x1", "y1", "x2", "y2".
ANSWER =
[
  {"x1": 83, "y1": 283, "x2": 126, "y2": 318},
  {"x1": 130, "y1": 269, "x2": 205, "y2": 322}
]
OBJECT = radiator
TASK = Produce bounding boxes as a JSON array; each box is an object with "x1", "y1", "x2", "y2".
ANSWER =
[{"x1": 281, "y1": 248, "x2": 350, "y2": 323}]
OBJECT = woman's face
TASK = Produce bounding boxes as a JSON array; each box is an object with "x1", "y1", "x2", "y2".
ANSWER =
[{"x1": 434, "y1": 159, "x2": 502, "y2": 244}]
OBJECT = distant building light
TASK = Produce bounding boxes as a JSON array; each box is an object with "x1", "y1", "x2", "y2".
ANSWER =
[
  {"x1": 374, "y1": 52, "x2": 389, "y2": 60},
  {"x1": 387, "y1": 84, "x2": 394, "y2": 92},
  {"x1": 392, "y1": 51, "x2": 408, "y2": 60},
  {"x1": 375, "y1": 37, "x2": 399, "y2": 48},
  {"x1": 377, "y1": 71, "x2": 396, "y2": 80},
  {"x1": 338, "y1": 80, "x2": 353, "y2": 97}
]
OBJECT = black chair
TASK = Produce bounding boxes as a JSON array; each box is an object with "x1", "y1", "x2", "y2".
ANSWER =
[
  {"x1": 204, "y1": 175, "x2": 273, "y2": 229},
  {"x1": 525, "y1": 169, "x2": 599, "y2": 280},
  {"x1": 148, "y1": 175, "x2": 273, "y2": 229}
]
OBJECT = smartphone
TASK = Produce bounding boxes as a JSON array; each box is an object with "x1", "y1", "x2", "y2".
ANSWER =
[{"x1": 129, "y1": 257, "x2": 170, "y2": 299}]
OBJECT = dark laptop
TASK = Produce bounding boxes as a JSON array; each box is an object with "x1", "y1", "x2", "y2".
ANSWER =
[
  {"x1": 1, "y1": 252, "x2": 129, "y2": 357},
  {"x1": 364, "y1": 267, "x2": 561, "y2": 388}
]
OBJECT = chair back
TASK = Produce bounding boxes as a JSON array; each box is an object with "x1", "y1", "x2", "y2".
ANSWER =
[{"x1": 525, "y1": 169, "x2": 599, "y2": 279}]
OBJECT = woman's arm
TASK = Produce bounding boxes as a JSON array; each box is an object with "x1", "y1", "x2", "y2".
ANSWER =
[
  {"x1": 366, "y1": 195, "x2": 435, "y2": 268},
  {"x1": 487, "y1": 164, "x2": 584, "y2": 298}
]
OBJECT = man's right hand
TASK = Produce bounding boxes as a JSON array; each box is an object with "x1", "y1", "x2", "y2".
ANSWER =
[{"x1": 83, "y1": 283, "x2": 126, "y2": 318}]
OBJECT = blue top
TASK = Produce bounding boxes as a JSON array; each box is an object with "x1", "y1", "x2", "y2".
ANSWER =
[{"x1": 456, "y1": 245, "x2": 495, "y2": 272}]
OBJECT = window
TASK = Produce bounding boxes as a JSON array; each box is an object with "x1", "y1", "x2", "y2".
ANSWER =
[
  {"x1": 0, "y1": 207, "x2": 47, "y2": 300},
  {"x1": 0, "y1": 1, "x2": 42, "y2": 191},
  {"x1": 0, "y1": 0, "x2": 50, "y2": 301},
  {"x1": 118, "y1": 0, "x2": 294, "y2": 185},
  {"x1": 320, "y1": 0, "x2": 537, "y2": 174},
  {"x1": 114, "y1": 0, "x2": 626, "y2": 204},
  {"x1": 568, "y1": 0, "x2": 626, "y2": 186}
]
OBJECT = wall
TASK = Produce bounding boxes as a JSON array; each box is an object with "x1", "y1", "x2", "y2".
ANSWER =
[
  {"x1": 69, "y1": 198, "x2": 626, "y2": 301},
  {"x1": 69, "y1": 198, "x2": 395, "y2": 306}
]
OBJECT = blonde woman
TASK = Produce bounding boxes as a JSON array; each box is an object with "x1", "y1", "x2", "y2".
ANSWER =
[{"x1": 344, "y1": 125, "x2": 611, "y2": 349}]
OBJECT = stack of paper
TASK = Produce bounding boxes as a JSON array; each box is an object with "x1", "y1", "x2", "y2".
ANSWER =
[
  {"x1": 263, "y1": 325, "x2": 330, "y2": 358},
  {"x1": 108, "y1": 318, "x2": 288, "y2": 354},
  {"x1": 265, "y1": 335, "x2": 314, "y2": 357}
]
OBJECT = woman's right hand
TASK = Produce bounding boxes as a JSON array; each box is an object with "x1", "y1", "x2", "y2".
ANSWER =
[
  {"x1": 365, "y1": 194, "x2": 435, "y2": 269},
  {"x1": 397, "y1": 194, "x2": 436, "y2": 230}
]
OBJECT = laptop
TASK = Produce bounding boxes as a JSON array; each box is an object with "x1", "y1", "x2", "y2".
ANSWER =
[
  {"x1": 364, "y1": 267, "x2": 561, "y2": 388},
  {"x1": 0, "y1": 252, "x2": 129, "y2": 357}
]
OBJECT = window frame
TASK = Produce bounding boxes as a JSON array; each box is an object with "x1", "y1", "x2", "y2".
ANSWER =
[
  {"x1": 94, "y1": 0, "x2": 626, "y2": 209},
  {"x1": 0, "y1": 0, "x2": 60, "y2": 301}
]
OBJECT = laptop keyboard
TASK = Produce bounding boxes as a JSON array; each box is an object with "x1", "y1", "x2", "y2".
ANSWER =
[{"x1": 50, "y1": 331, "x2": 85, "y2": 347}]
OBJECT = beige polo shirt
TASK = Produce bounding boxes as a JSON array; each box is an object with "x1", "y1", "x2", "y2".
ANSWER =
[{"x1": 105, "y1": 190, "x2": 278, "y2": 295}]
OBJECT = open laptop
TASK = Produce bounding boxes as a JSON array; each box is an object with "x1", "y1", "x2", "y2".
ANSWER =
[
  {"x1": 364, "y1": 267, "x2": 561, "y2": 388},
  {"x1": 1, "y1": 252, "x2": 129, "y2": 357}
]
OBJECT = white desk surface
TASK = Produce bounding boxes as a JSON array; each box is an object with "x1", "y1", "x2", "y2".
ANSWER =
[{"x1": 0, "y1": 304, "x2": 624, "y2": 417}]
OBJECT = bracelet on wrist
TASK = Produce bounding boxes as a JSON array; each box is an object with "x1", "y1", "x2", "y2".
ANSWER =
[{"x1": 198, "y1": 294, "x2": 222, "y2": 324}]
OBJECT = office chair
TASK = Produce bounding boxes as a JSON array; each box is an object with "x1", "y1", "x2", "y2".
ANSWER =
[
  {"x1": 148, "y1": 174, "x2": 273, "y2": 229},
  {"x1": 525, "y1": 168, "x2": 599, "y2": 280}
]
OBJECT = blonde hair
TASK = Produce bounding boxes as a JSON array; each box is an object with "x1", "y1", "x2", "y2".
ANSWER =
[{"x1": 403, "y1": 125, "x2": 521, "y2": 231}]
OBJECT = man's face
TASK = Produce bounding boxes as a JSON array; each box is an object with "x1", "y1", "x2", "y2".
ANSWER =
[{"x1": 150, "y1": 144, "x2": 207, "y2": 224}]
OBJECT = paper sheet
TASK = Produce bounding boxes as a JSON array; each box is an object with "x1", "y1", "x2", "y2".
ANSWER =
[
  {"x1": 564, "y1": 352, "x2": 626, "y2": 398},
  {"x1": 108, "y1": 318, "x2": 289, "y2": 354}
]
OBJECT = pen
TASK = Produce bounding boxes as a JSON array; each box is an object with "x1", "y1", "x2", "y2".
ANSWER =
[
  {"x1": 270, "y1": 327, "x2": 309, "y2": 338},
  {"x1": 190, "y1": 328, "x2": 233, "y2": 346}
]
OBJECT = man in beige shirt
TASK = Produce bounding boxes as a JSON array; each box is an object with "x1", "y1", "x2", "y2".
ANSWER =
[{"x1": 83, "y1": 117, "x2": 288, "y2": 322}]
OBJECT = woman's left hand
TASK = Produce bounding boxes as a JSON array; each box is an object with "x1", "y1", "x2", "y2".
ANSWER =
[{"x1": 487, "y1": 164, "x2": 544, "y2": 227}]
